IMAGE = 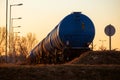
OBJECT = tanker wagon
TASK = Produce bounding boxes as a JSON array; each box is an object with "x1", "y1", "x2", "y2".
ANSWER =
[{"x1": 28, "y1": 12, "x2": 95, "y2": 64}]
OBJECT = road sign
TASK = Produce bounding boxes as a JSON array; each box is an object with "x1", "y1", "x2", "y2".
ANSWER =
[
  {"x1": 104, "y1": 24, "x2": 116, "y2": 51},
  {"x1": 105, "y1": 24, "x2": 115, "y2": 36}
]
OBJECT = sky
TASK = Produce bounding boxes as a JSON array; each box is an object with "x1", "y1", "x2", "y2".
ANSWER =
[{"x1": 0, "y1": 0, "x2": 120, "y2": 50}]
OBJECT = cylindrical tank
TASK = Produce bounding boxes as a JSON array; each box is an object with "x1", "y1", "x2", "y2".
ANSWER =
[{"x1": 29, "y1": 12, "x2": 95, "y2": 63}]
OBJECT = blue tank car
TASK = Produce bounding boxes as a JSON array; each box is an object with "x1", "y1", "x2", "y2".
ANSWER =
[
  {"x1": 28, "y1": 12, "x2": 95, "y2": 64},
  {"x1": 59, "y1": 12, "x2": 95, "y2": 48}
]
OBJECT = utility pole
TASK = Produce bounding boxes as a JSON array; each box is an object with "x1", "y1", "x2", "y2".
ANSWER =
[{"x1": 6, "y1": 0, "x2": 8, "y2": 63}]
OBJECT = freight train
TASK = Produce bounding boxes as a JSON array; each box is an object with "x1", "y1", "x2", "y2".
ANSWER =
[{"x1": 28, "y1": 12, "x2": 95, "y2": 64}]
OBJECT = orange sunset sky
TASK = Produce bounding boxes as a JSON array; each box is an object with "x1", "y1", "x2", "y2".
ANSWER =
[{"x1": 0, "y1": 0, "x2": 120, "y2": 50}]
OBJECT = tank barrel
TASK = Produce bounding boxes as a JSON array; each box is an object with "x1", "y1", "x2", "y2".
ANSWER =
[{"x1": 28, "y1": 12, "x2": 95, "y2": 64}]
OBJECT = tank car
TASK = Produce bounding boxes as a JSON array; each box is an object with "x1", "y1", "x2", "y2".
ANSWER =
[{"x1": 28, "y1": 12, "x2": 95, "y2": 64}]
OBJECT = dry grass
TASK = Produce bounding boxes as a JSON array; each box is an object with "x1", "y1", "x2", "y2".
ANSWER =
[
  {"x1": 0, "y1": 51, "x2": 120, "y2": 80},
  {"x1": 0, "y1": 64, "x2": 120, "y2": 80},
  {"x1": 70, "y1": 50, "x2": 120, "y2": 64}
]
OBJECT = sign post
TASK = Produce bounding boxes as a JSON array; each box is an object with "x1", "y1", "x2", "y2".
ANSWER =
[{"x1": 104, "y1": 24, "x2": 115, "y2": 50}]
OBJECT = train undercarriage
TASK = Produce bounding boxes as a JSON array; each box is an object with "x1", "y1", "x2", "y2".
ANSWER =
[{"x1": 28, "y1": 47, "x2": 90, "y2": 64}]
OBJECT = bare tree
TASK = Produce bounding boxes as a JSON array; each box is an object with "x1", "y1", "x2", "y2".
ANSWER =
[
  {"x1": 0, "y1": 27, "x2": 38, "y2": 63},
  {"x1": 26, "y1": 33, "x2": 38, "y2": 53},
  {"x1": 0, "y1": 27, "x2": 6, "y2": 63},
  {"x1": 0, "y1": 27, "x2": 6, "y2": 47},
  {"x1": 99, "y1": 45, "x2": 107, "y2": 51},
  {"x1": 15, "y1": 33, "x2": 38, "y2": 63},
  {"x1": 89, "y1": 42, "x2": 96, "y2": 50}
]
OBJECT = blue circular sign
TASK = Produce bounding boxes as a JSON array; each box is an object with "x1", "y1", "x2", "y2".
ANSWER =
[{"x1": 105, "y1": 24, "x2": 115, "y2": 36}]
